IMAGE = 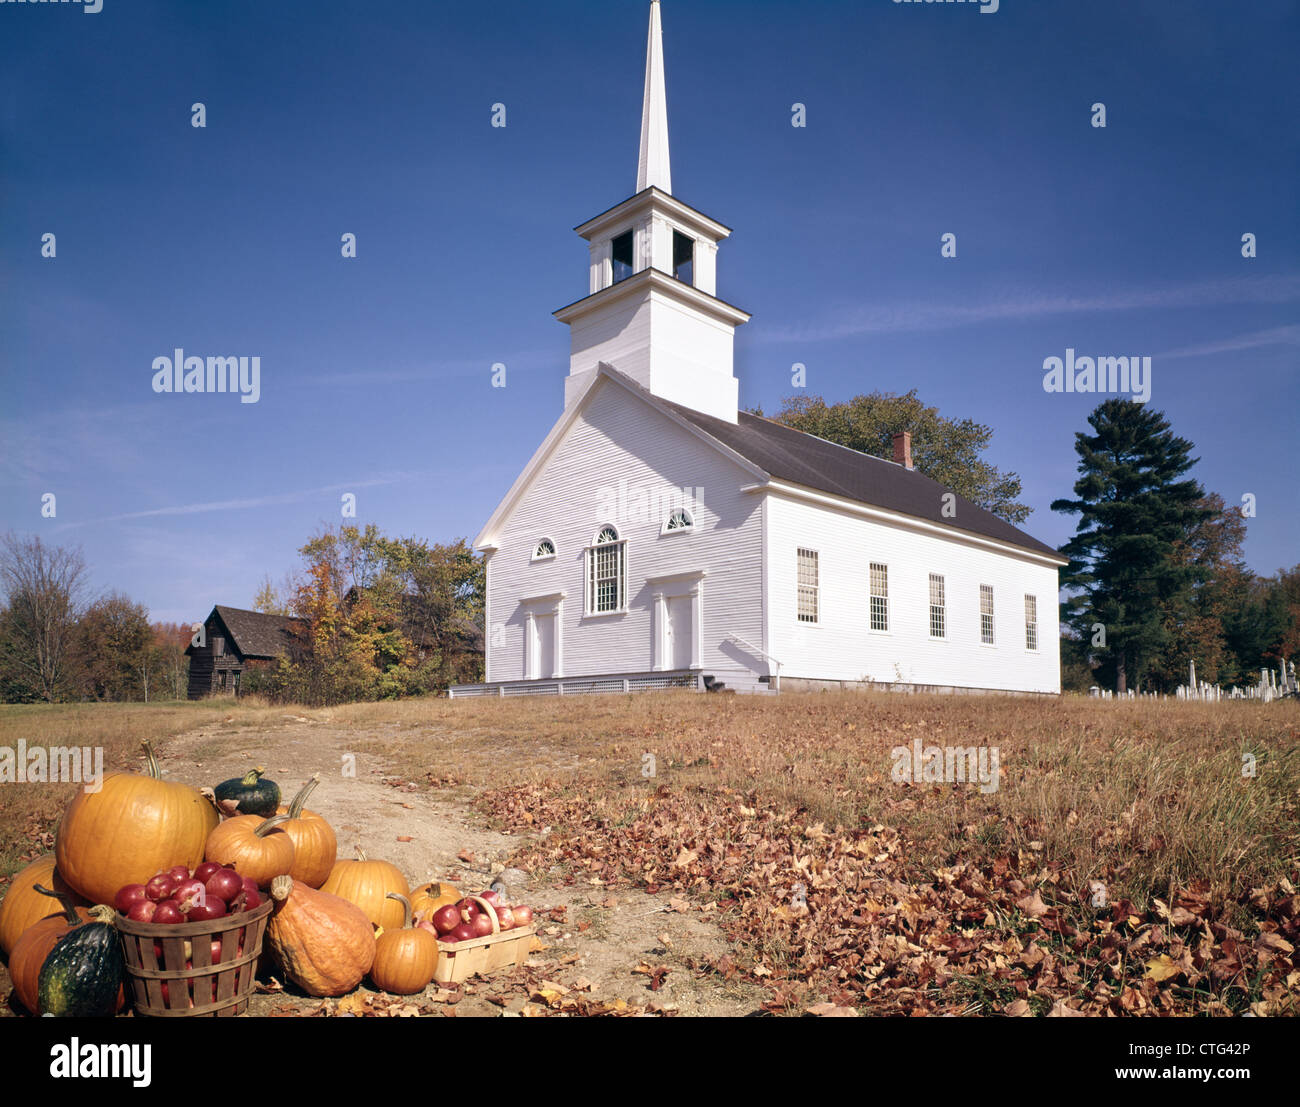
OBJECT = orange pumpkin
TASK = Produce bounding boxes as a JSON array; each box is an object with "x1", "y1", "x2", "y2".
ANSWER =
[
  {"x1": 205, "y1": 813, "x2": 295, "y2": 888},
  {"x1": 319, "y1": 849, "x2": 409, "y2": 930},
  {"x1": 55, "y1": 740, "x2": 220, "y2": 905},
  {"x1": 408, "y1": 880, "x2": 460, "y2": 923},
  {"x1": 265, "y1": 874, "x2": 376, "y2": 997},
  {"x1": 9, "y1": 887, "x2": 95, "y2": 1014},
  {"x1": 370, "y1": 893, "x2": 439, "y2": 995},
  {"x1": 275, "y1": 776, "x2": 337, "y2": 888},
  {"x1": 0, "y1": 856, "x2": 89, "y2": 957}
]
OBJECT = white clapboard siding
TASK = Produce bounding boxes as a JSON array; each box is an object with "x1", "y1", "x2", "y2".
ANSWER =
[
  {"x1": 486, "y1": 377, "x2": 766, "y2": 689},
  {"x1": 765, "y1": 492, "x2": 1060, "y2": 693}
]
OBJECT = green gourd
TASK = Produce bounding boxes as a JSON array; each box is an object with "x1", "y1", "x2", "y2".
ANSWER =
[
  {"x1": 214, "y1": 766, "x2": 281, "y2": 817},
  {"x1": 36, "y1": 905, "x2": 124, "y2": 1017}
]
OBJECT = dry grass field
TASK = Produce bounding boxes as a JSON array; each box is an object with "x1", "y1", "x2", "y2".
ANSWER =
[{"x1": 1, "y1": 691, "x2": 1296, "y2": 1016}]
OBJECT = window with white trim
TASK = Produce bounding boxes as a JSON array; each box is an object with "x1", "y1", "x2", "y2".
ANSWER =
[
  {"x1": 869, "y1": 562, "x2": 888, "y2": 631},
  {"x1": 929, "y1": 573, "x2": 946, "y2": 639},
  {"x1": 663, "y1": 508, "x2": 694, "y2": 534},
  {"x1": 979, "y1": 584, "x2": 995, "y2": 644},
  {"x1": 532, "y1": 538, "x2": 556, "y2": 560},
  {"x1": 586, "y1": 526, "x2": 626, "y2": 614},
  {"x1": 797, "y1": 548, "x2": 819, "y2": 624},
  {"x1": 1024, "y1": 594, "x2": 1038, "y2": 651}
]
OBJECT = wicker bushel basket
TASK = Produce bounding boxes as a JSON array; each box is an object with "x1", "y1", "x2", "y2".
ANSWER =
[{"x1": 116, "y1": 897, "x2": 273, "y2": 1017}]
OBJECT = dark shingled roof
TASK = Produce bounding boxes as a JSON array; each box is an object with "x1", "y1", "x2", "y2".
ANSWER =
[
  {"x1": 655, "y1": 397, "x2": 1062, "y2": 560},
  {"x1": 208, "y1": 606, "x2": 305, "y2": 659}
]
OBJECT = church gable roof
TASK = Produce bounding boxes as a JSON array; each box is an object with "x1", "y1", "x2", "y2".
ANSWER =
[
  {"x1": 656, "y1": 396, "x2": 1063, "y2": 560},
  {"x1": 477, "y1": 363, "x2": 1062, "y2": 563}
]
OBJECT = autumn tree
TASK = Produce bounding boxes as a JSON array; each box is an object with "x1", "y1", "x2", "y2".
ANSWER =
[
  {"x1": 758, "y1": 390, "x2": 1030, "y2": 523},
  {"x1": 70, "y1": 594, "x2": 152, "y2": 701},
  {"x1": 0, "y1": 534, "x2": 88, "y2": 702},
  {"x1": 1145, "y1": 493, "x2": 1247, "y2": 690}
]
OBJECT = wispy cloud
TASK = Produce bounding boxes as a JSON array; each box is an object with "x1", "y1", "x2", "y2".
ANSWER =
[
  {"x1": 1155, "y1": 324, "x2": 1300, "y2": 360},
  {"x1": 757, "y1": 274, "x2": 1300, "y2": 344},
  {"x1": 53, "y1": 474, "x2": 424, "y2": 530}
]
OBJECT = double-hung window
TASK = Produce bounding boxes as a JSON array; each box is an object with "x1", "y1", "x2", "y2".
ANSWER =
[
  {"x1": 929, "y1": 574, "x2": 946, "y2": 638},
  {"x1": 979, "y1": 584, "x2": 995, "y2": 645},
  {"x1": 1024, "y1": 594, "x2": 1038, "y2": 650},
  {"x1": 869, "y1": 563, "x2": 889, "y2": 631},
  {"x1": 796, "y1": 548, "x2": 819, "y2": 624}
]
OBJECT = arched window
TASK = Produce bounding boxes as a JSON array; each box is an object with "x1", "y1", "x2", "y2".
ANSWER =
[
  {"x1": 586, "y1": 525, "x2": 626, "y2": 614},
  {"x1": 662, "y1": 508, "x2": 694, "y2": 534},
  {"x1": 532, "y1": 538, "x2": 556, "y2": 560}
]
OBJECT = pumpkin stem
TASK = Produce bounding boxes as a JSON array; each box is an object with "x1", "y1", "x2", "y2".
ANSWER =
[
  {"x1": 287, "y1": 775, "x2": 321, "y2": 818},
  {"x1": 386, "y1": 892, "x2": 413, "y2": 930},
  {"x1": 34, "y1": 884, "x2": 82, "y2": 926},
  {"x1": 141, "y1": 739, "x2": 162, "y2": 780},
  {"x1": 270, "y1": 874, "x2": 294, "y2": 903},
  {"x1": 254, "y1": 814, "x2": 291, "y2": 838},
  {"x1": 355, "y1": 847, "x2": 368, "y2": 862},
  {"x1": 241, "y1": 767, "x2": 266, "y2": 786}
]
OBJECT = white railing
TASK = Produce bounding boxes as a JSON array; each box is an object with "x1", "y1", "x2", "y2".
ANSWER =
[{"x1": 723, "y1": 632, "x2": 781, "y2": 692}]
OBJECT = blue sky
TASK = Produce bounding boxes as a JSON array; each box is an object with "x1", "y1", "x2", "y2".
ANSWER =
[{"x1": 1, "y1": 0, "x2": 1296, "y2": 624}]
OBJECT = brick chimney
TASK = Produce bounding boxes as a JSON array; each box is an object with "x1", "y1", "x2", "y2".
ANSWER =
[{"x1": 892, "y1": 431, "x2": 913, "y2": 469}]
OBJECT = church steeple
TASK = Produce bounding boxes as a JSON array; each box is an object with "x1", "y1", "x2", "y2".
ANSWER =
[
  {"x1": 555, "y1": 1, "x2": 750, "y2": 424},
  {"x1": 636, "y1": 0, "x2": 672, "y2": 194}
]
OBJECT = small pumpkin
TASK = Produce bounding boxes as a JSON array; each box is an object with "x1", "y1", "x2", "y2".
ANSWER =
[
  {"x1": 408, "y1": 880, "x2": 460, "y2": 922},
  {"x1": 38, "y1": 904, "x2": 123, "y2": 1017},
  {"x1": 319, "y1": 849, "x2": 409, "y2": 930},
  {"x1": 0, "y1": 855, "x2": 89, "y2": 956},
  {"x1": 205, "y1": 813, "x2": 295, "y2": 888},
  {"x1": 214, "y1": 766, "x2": 281, "y2": 817},
  {"x1": 370, "y1": 893, "x2": 439, "y2": 995},
  {"x1": 275, "y1": 776, "x2": 338, "y2": 888},
  {"x1": 265, "y1": 874, "x2": 376, "y2": 997},
  {"x1": 8, "y1": 886, "x2": 95, "y2": 1015},
  {"x1": 56, "y1": 740, "x2": 220, "y2": 905}
]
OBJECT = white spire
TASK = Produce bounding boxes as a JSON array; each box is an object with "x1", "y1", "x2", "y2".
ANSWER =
[{"x1": 636, "y1": 0, "x2": 672, "y2": 194}]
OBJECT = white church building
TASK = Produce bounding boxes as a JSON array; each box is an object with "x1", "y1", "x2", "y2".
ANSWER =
[{"x1": 453, "y1": 1, "x2": 1065, "y2": 698}]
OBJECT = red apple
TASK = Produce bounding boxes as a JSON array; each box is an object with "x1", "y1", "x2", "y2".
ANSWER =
[
  {"x1": 477, "y1": 890, "x2": 500, "y2": 909},
  {"x1": 173, "y1": 878, "x2": 207, "y2": 913},
  {"x1": 194, "y1": 861, "x2": 224, "y2": 884},
  {"x1": 146, "y1": 873, "x2": 179, "y2": 903},
  {"x1": 205, "y1": 867, "x2": 243, "y2": 905},
  {"x1": 153, "y1": 899, "x2": 185, "y2": 924},
  {"x1": 456, "y1": 898, "x2": 481, "y2": 923},
  {"x1": 188, "y1": 897, "x2": 227, "y2": 921},
  {"x1": 449, "y1": 922, "x2": 476, "y2": 943},
  {"x1": 471, "y1": 913, "x2": 495, "y2": 938},
  {"x1": 115, "y1": 883, "x2": 149, "y2": 914},
  {"x1": 432, "y1": 904, "x2": 462, "y2": 935},
  {"x1": 126, "y1": 899, "x2": 157, "y2": 923},
  {"x1": 494, "y1": 905, "x2": 516, "y2": 931},
  {"x1": 512, "y1": 905, "x2": 534, "y2": 927},
  {"x1": 166, "y1": 865, "x2": 192, "y2": 883}
]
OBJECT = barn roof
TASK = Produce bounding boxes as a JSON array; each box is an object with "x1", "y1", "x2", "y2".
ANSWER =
[
  {"x1": 655, "y1": 395, "x2": 1064, "y2": 561},
  {"x1": 197, "y1": 606, "x2": 305, "y2": 659}
]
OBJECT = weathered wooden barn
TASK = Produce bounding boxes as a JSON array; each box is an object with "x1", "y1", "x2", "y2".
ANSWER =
[{"x1": 185, "y1": 605, "x2": 304, "y2": 699}]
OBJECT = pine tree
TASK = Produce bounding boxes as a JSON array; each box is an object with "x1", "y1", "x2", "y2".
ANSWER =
[{"x1": 1051, "y1": 399, "x2": 1212, "y2": 693}]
